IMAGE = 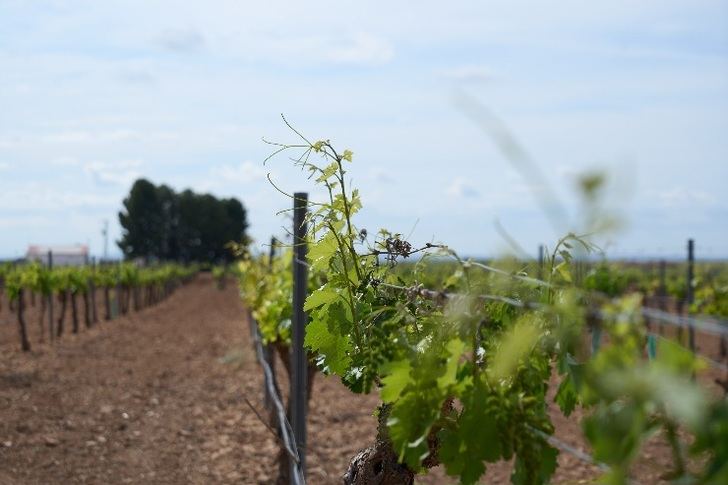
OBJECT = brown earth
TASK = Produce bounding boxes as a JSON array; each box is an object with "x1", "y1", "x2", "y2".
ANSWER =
[{"x1": 0, "y1": 275, "x2": 725, "y2": 484}]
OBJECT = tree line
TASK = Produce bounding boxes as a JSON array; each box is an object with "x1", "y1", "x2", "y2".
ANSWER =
[{"x1": 118, "y1": 179, "x2": 248, "y2": 263}]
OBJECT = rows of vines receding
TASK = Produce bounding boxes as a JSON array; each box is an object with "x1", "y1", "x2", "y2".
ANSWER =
[
  {"x1": 0, "y1": 262, "x2": 197, "y2": 351},
  {"x1": 237, "y1": 123, "x2": 727, "y2": 485}
]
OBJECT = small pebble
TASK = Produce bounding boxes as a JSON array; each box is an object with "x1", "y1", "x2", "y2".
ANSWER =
[{"x1": 44, "y1": 437, "x2": 60, "y2": 447}]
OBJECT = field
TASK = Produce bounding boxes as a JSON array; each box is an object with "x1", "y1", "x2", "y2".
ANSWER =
[
  {"x1": 1, "y1": 159, "x2": 726, "y2": 484},
  {"x1": 0, "y1": 274, "x2": 381, "y2": 484},
  {"x1": 1, "y1": 274, "x2": 723, "y2": 484},
  {"x1": 3, "y1": 3, "x2": 727, "y2": 484}
]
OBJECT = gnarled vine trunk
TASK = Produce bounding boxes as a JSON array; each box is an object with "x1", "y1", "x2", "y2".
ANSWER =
[
  {"x1": 344, "y1": 405, "x2": 414, "y2": 485},
  {"x1": 38, "y1": 297, "x2": 47, "y2": 342},
  {"x1": 90, "y1": 284, "x2": 98, "y2": 324},
  {"x1": 104, "y1": 287, "x2": 111, "y2": 320},
  {"x1": 71, "y1": 291, "x2": 79, "y2": 334},
  {"x1": 17, "y1": 289, "x2": 31, "y2": 352},
  {"x1": 344, "y1": 399, "x2": 453, "y2": 485},
  {"x1": 57, "y1": 290, "x2": 68, "y2": 337},
  {"x1": 83, "y1": 291, "x2": 91, "y2": 328}
]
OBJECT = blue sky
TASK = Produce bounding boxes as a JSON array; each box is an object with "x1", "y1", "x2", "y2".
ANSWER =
[{"x1": 1, "y1": 0, "x2": 727, "y2": 259}]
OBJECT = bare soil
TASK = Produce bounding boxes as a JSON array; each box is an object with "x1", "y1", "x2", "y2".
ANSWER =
[{"x1": 0, "y1": 276, "x2": 724, "y2": 484}]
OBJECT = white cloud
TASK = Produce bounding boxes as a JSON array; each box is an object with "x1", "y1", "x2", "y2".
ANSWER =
[
  {"x1": 446, "y1": 178, "x2": 480, "y2": 198},
  {"x1": 210, "y1": 161, "x2": 269, "y2": 185},
  {"x1": 0, "y1": 215, "x2": 55, "y2": 229},
  {"x1": 324, "y1": 33, "x2": 394, "y2": 64},
  {"x1": 84, "y1": 160, "x2": 143, "y2": 187},
  {"x1": 44, "y1": 129, "x2": 140, "y2": 144},
  {"x1": 440, "y1": 65, "x2": 496, "y2": 84},
  {"x1": 649, "y1": 187, "x2": 718, "y2": 209},
  {"x1": 0, "y1": 129, "x2": 180, "y2": 148},
  {"x1": 42, "y1": 131, "x2": 95, "y2": 144},
  {"x1": 50, "y1": 156, "x2": 80, "y2": 167},
  {"x1": 117, "y1": 68, "x2": 156, "y2": 85},
  {"x1": 156, "y1": 28, "x2": 205, "y2": 53},
  {"x1": 369, "y1": 167, "x2": 394, "y2": 184},
  {"x1": 232, "y1": 32, "x2": 395, "y2": 66},
  {"x1": 0, "y1": 183, "x2": 118, "y2": 211}
]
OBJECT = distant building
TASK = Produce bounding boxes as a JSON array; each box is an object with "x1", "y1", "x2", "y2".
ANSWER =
[{"x1": 26, "y1": 244, "x2": 89, "y2": 266}]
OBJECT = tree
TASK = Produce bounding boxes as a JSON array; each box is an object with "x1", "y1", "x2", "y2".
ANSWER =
[
  {"x1": 117, "y1": 179, "x2": 248, "y2": 263},
  {"x1": 118, "y1": 179, "x2": 165, "y2": 259}
]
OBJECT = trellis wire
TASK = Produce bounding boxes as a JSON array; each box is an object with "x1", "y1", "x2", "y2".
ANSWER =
[
  {"x1": 646, "y1": 332, "x2": 728, "y2": 373},
  {"x1": 249, "y1": 311, "x2": 305, "y2": 485},
  {"x1": 377, "y1": 282, "x2": 728, "y2": 371},
  {"x1": 299, "y1": 253, "x2": 728, "y2": 370},
  {"x1": 527, "y1": 425, "x2": 610, "y2": 472},
  {"x1": 364, "y1": 255, "x2": 728, "y2": 338}
]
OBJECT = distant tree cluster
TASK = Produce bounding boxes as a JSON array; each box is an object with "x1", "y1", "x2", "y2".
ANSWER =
[{"x1": 118, "y1": 179, "x2": 248, "y2": 263}]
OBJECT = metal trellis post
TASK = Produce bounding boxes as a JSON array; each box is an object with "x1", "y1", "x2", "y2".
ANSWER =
[
  {"x1": 47, "y1": 250, "x2": 54, "y2": 343},
  {"x1": 291, "y1": 192, "x2": 309, "y2": 481},
  {"x1": 264, "y1": 236, "x2": 277, "y2": 411},
  {"x1": 687, "y1": 239, "x2": 695, "y2": 353}
]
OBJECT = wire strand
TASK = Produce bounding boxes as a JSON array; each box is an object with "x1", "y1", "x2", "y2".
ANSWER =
[{"x1": 249, "y1": 313, "x2": 306, "y2": 485}]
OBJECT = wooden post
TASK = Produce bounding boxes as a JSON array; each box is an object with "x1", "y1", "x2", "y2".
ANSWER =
[
  {"x1": 686, "y1": 239, "x2": 695, "y2": 353},
  {"x1": 291, "y1": 192, "x2": 308, "y2": 480},
  {"x1": 537, "y1": 244, "x2": 544, "y2": 281},
  {"x1": 90, "y1": 257, "x2": 98, "y2": 324},
  {"x1": 47, "y1": 251, "x2": 54, "y2": 343}
]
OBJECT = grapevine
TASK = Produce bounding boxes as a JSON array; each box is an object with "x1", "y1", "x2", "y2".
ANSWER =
[
  {"x1": 0, "y1": 262, "x2": 198, "y2": 351},
  {"x1": 245, "y1": 122, "x2": 728, "y2": 485}
]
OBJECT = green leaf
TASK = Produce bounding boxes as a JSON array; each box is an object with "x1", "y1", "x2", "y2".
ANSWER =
[
  {"x1": 554, "y1": 261, "x2": 572, "y2": 283},
  {"x1": 387, "y1": 391, "x2": 442, "y2": 469},
  {"x1": 490, "y1": 318, "x2": 540, "y2": 382},
  {"x1": 511, "y1": 442, "x2": 558, "y2": 485},
  {"x1": 304, "y1": 285, "x2": 340, "y2": 311},
  {"x1": 381, "y1": 359, "x2": 412, "y2": 403},
  {"x1": 304, "y1": 305, "x2": 352, "y2": 375},
  {"x1": 655, "y1": 336, "x2": 704, "y2": 375},
  {"x1": 308, "y1": 231, "x2": 339, "y2": 273},
  {"x1": 436, "y1": 338, "x2": 466, "y2": 391},
  {"x1": 554, "y1": 360, "x2": 584, "y2": 417},
  {"x1": 315, "y1": 161, "x2": 339, "y2": 182},
  {"x1": 555, "y1": 375, "x2": 578, "y2": 417},
  {"x1": 583, "y1": 401, "x2": 644, "y2": 466},
  {"x1": 440, "y1": 383, "x2": 501, "y2": 484}
]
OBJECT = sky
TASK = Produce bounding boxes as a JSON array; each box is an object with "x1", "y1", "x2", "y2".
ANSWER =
[{"x1": 1, "y1": 0, "x2": 727, "y2": 260}]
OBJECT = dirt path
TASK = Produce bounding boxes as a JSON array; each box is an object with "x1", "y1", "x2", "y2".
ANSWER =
[
  {"x1": 0, "y1": 275, "x2": 281, "y2": 484},
  {"x1": 0, "y1": 275, "x2": 395, "y2": 485}
]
